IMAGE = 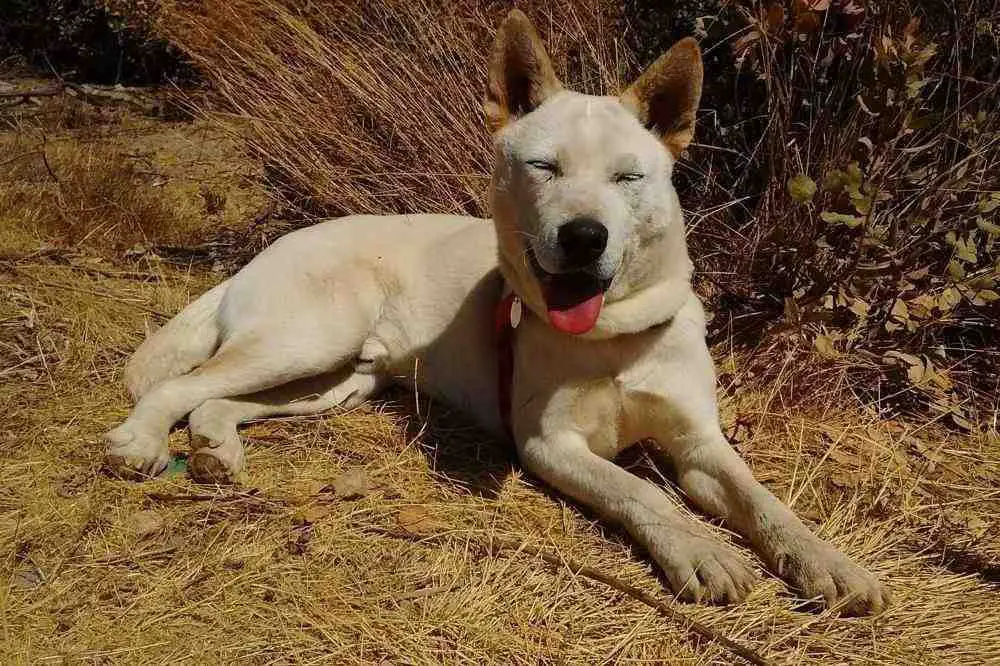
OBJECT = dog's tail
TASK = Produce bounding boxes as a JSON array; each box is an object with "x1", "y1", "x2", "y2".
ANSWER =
[{"x1": 124, "y1": 280, "x2": 229, "y2": 400}]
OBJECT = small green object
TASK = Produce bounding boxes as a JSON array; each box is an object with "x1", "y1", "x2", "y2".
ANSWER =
[
  {"x1": 787, "y1": 174, "x2": 817, "y2": 203},
  {"x1": 165, "y1": 454, "x2": 188, "y2": 477}
]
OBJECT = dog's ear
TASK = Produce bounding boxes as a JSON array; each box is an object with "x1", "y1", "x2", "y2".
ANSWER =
[
  {"x1": 484, "y1": 9, "x2": 562, "y2": 132},
  {"x1": 620, "y1": 38, "x2": 703, "y2": 158}
]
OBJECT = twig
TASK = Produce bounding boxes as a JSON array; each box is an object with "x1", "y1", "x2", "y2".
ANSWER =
[
  {"x1": 145, "y1": 490, "x2": 281, "y2": 513},
  {"x1": 40, "y1": 134, "x2": 60, "y2": 185},
  {"x1": 0, "y1": 82, "x2": 152, "y2": 109},
  {"x1": 366, "y1": 527, "x2": 770, "y2": 666},
  {"x1": 89, "y1": 547, "x2": 178, "y2": 566},
  {"x1": 146, "y1": 491, "x2": 263, "y2": 503},
  {"x1": 0, "y1": 85, "x2": 65, "y2": 99}
]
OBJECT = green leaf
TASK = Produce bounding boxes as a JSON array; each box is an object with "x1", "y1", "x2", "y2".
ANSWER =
[
  {"x1": 820, "y1": 211, "x2": 864, "y2": 227},
  {"x1": 978, "y1": 193, "x2": 1000, "y2": 214},
  {"x1": 938, "y1": 287, "x2": 961, "y2": 311},
  {"x1": 954, "y1": 236, "x2": 978, "y2": 263},
  {"x1": 823, "y1": 168, "x2": 848, "y2": 192},
  {"x1": 846, "y1": 162, "x2": 864, "y2": 188},
  {"x1": 976, "y1": 217, "x2": 1000, "y2": 236},
  {"x1": 787, "y1": 174, "x2": 817, "y2": 203},
  {"x1": 972, "y1": 289, "x2": 1000, "y2": 306}
]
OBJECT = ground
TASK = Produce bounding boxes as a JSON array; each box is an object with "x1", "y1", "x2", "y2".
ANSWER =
[{"x1": 1, "y1": 83, "x2": 999, "y2": 664}]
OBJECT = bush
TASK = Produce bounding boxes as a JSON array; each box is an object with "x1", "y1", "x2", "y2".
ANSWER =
[
  {"x1": 0, "y1": 0, "x2": 193, "y2": 84},
  {"x1": 665, "y1": 0, "x2": 1000, "y2": 425}
]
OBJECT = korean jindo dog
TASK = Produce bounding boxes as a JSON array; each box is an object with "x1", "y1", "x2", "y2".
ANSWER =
[{"x1": 104, "y1": 10, "x2": 887, "y2": 614}]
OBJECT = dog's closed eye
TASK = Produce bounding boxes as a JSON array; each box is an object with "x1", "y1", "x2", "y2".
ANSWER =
[
  {"x1": 526, "y1": 160, "x2": 560, "y2": 177},
  {"x1": 615, "y1": 172, "x2": 645, "y2": 183}
]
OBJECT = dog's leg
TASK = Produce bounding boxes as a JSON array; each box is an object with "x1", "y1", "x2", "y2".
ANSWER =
[
  {"x1": 518, "y1": 431, "x2": 757, "y2": 603},
  {"x1": 188, "y1": 367, "x2": 386, "y2": 483},
  {"x1": 104, "y1": 325, "x2": 370, "y2": 479},
  {"x1": 648, "y1": 349, "x2": 889, "y2": 615}
]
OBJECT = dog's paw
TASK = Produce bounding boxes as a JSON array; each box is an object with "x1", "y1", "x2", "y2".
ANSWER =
[
  {"x1": 103, "y1": 423, "x2": 170, "y2": 480},
  {"x1": 774, "y1": 539, "x2": 889, "y2": 616},
  {"x1": 189, "y1": 434, "x2": 245, "y2": 485},
  {"x1": 652, "y1": 535, "x2": 758, "y2": 604}
]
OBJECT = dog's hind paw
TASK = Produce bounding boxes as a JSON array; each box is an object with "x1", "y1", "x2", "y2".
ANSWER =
[
  {"x1": 189, "y1": 434, "x2": 245, "y2": 485},
  {"x1": 653, "y1": 535, "x2": 758, "y2": 605},
  {"x1": 103, "y1": 424, "x2": 170, "y2": 480}
]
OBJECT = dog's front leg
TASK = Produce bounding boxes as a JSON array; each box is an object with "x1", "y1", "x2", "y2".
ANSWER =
[
  {"x1": 518, "y1": 431, "x2": 757, "y2": 603},
  {"x1": 663, "y1": 424, "x2": 890, "y2": 615}
]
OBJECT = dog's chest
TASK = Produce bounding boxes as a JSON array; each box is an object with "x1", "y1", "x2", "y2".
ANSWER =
[{"x1": 514, "y1": 319, "x2": 669, "y2": 457}]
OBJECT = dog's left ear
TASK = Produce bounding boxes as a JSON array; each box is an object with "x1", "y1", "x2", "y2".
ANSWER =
[
  {"x1": 620, "y1": 38, "x2": 703, "y2": 158},
  {"x1": 484, "y1": 9, "x2": 562, "y2": 132}
]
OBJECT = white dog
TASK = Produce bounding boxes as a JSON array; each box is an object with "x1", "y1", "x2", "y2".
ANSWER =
[{"x1": 104, "y1": 10, "x2": 888, "y2": 614}]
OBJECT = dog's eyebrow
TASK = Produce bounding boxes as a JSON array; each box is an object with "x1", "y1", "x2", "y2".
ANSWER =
[{"x1": 613, "y1": 154, "x2": 641, "y2": 170}]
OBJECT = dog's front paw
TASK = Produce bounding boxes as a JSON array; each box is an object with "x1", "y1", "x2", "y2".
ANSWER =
[
  {"x1": 773, "y1": 538, "x2": 889, "y2": 616},
  {"x1": 651, "y1": 535, "x2": 758, "y2": 604},
  {"x1": 103, "y1": 423, "x2": 170, "y2": 480}
]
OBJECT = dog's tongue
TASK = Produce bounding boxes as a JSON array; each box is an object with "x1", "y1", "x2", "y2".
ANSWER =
[{"x1": 547, "y1": 293, "x2": 604, "y2": 335}]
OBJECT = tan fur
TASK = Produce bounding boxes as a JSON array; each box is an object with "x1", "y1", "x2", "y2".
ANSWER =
[{"x1": 103, "y1": 11, "x2": 888, "y2": 615}]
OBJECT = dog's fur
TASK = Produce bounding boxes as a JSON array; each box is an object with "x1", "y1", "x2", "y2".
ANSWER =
[{"x1": 104, "y1": 10, "x2": 888, "y2": 614}]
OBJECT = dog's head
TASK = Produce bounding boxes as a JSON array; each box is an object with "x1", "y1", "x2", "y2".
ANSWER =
[{"x1": 486, "y1": 10, "x2": 703, "y2": 337}]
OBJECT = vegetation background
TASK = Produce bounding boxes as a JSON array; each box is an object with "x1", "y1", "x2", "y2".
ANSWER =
[{"x1": 1, "y1": 0, "x2": 998, "y2": 663}]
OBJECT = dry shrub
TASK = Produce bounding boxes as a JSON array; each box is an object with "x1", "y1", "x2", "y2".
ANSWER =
[
  {"x1": 0, "y1": 138, "x2": 186, "y2": 253},
  {"x1": 0, "y1": 142, "x2": 174, "y2": 250},
  {"x1": 157, "y1": 0, "x2": 625, "y2": 217},
  {"x1": 0, "y1": 91, "x2": 267, "y2": 258},
  {"x1": 669, "y1": 1, "x2": 1000, "y2": 425}
]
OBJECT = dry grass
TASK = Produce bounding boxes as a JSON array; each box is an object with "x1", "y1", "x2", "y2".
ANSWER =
[
  {"x1": 0, "y1": 83, "x2": 266, "y2": 258},
  {"x1": 157, "y1": 0, "x2": 625, "y2": 218},
  {"x1": 3, "y1": 254, "x2": 1000, "y2": 663}
]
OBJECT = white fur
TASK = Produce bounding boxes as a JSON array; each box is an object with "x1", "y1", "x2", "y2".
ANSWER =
[{"x1": 104, "y1": 12, "x2": 888, "y2": 614}]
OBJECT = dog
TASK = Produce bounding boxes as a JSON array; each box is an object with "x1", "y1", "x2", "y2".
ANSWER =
[{"x1": 103, "y1": 10, "x2": 888, "y2": 615}]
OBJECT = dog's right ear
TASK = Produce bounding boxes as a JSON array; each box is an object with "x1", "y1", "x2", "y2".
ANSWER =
[{"x1": 484, "y1": 9, "x2": 562, "y2": 132}]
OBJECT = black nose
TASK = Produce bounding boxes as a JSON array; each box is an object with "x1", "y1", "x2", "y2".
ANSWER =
[{"x1": 556, "y1": 217, "x2": 608, "y2": 269}]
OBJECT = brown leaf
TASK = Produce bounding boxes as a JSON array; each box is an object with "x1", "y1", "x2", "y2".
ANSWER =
[
  {"x1": 397, "y1": 506, "x2": 449, "y2": 535},
  {"x1": 906, "y1": 359, "x2": 926, "y2": 385},
  {"x1": 795, "y1": 11, "x2": 821, "y2": 34},
  {"x1": 814, "y1": 333, "x2": 841, "y2": 359},
  {"x1": 830, "y1": 471, "x2": 861, "y2": 489},
  {"x1": 287, "y1": 478, "x2": 326, "y2": 505},
  {"x1": 127, "y1": 510, "x2": 164, "y2": 539},
  {"x1": 287, "y1": 526, "x2": 312, "y2": 555},
  {"x1": 57, "y1": 470, "x2": 92, "y2": 498},
  {"x1": 12, "y1": 565, "x2": 43, "y2": 590},
  {"x1": 292, "y1": 505, "x2": 333, "y2": 526},
  {"x1": 331, "y1": 468, "x2": 371, "y2": 500},
  {"x1": 765, "y1": 3, "x2": 785, "y2": 31}
]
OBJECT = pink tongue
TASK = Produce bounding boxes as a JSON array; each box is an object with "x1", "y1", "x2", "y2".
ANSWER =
[{"x1": 547, "y1": 293, "x2": 604, "y2": 335}]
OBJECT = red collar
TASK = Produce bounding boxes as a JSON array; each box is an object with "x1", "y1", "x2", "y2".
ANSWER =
[{"x1": 494, "y1": 292, "x2": 521, "y2": 437}]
